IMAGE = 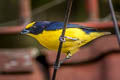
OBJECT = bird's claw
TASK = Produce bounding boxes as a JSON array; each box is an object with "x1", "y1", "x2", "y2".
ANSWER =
[
  {"x1": 59, "y1": 36, "x2": 66, "y2": 42},
  {"x1": 53, "y1": 53, "x2": 71, "y2": 69},
  {"x1": 59, "y1": 36, "x2": 78, "y2": 42},
  {"x1": 54, "y1": 63, "x2": 61, "y2": 69}
]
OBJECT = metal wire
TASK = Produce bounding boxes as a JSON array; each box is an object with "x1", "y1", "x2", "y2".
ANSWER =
[
  {"x1": 108, "y1": 0, "x2": 120, "y2": 47},
  {"x1": 51, "y1": 0, "x2": 73, "y2": 80}
]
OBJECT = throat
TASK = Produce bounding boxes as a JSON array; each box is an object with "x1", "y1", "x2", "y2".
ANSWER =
[{"x1": 27, "y1": 33, "x2": 38, "y2": 39}]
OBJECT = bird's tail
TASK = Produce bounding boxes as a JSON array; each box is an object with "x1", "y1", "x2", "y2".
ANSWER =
[
  {"x1": 95, "y1": 31, "x2": 112, "y2": 39},
  {"x1": 79, "y1": 31, "x2": 112, "y2": 47},
  {"x1": 91, "y1": 31, "x2": 112, "y2": 38},
  {"x1": 101, "y1": 32, "x2": 112, "y2": 35}
]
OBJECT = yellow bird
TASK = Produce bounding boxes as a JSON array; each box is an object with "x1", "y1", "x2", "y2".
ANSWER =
[{"x1": 21, "y1": 21, "x2": 111, "y2": 64}]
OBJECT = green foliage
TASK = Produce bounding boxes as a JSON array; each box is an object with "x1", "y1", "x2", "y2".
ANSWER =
[
  {"x1": 31, "y1": 0, "x2": 53, "y2": 9},
  {"x1": 0, "y1": 0, "x2": 18, "y2": 23},
  {"x1": 99, "y1": 0, "x2": 120, "y2": 18}
]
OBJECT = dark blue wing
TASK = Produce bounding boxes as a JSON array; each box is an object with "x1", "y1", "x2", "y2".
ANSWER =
[{"x1": 45, "y1": 22, "x2": 97, "y2": 34}]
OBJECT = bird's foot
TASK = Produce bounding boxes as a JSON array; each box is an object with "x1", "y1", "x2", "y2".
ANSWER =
[
  {"x1": 59, "y1": 36, "x2": 78, "y2": 42},
  {"x1": 53, "y1": 57, "x2": 69, "y2": 69},
  {"x1": 59, "y1": 52, "x2": 71, "y2": 65},
  {"x1": 53, "y1": 53, "x2": 71, "y2": 69},
  {"x1": 59, "y1": 36, "x2": 66, "y2": 42},
  {"x1": 53, "y1": 63, "x2": 61, "y2": 69},
  {"x1": 59, "y1": 56, "x2": 71, "y2": 64}
]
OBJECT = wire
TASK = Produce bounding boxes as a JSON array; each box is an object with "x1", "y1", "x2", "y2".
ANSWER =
[
  {"x1": 51, "y1": 0, "x2": 73, "y2": 80},
  {"x1": 108, "y1": 0, "x2": 120, "y2": 47}
]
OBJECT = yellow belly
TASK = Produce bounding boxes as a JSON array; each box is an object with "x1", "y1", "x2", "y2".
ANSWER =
[
  {"x1": 27, "y1": 28, "x2": 106, "y2": 55},
  {"x1": 35, "y1": 28, "x2": 84, "y2": 52}
]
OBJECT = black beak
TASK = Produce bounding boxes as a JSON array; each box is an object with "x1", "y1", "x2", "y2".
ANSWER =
[{"x1": 21, "y1": 29, "x2": 30, "y2": 34}]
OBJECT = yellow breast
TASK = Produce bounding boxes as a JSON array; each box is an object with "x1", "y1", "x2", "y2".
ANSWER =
[{"x1": 27, "y1": 28, "x2": 106, "y2": 55}]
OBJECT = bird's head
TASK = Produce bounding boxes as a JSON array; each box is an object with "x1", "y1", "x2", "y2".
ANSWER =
[{"x1": 21, "y1": 21, "x2": 50, "y2": 36}]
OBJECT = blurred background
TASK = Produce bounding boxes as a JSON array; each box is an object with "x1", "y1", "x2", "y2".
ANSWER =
[
  {"x1": 0, "y1": 0, "x2": 120, "y2": 48},
  {"x1": 0, "y1": 0, "x2": 120, "y2": 80}
]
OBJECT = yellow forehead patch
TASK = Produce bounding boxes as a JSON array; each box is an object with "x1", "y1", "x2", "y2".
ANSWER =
[{"x1": 25, "y1": 22, "x2": 35, "y2": 29}]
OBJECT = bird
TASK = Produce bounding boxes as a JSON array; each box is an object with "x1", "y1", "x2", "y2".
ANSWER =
[{"x1": 21, "y1": 21, "x2": 111, "y2": 66}]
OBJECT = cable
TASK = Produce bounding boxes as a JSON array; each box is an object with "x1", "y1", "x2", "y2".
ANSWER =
[
  {"x1": 51, "y1": 0, "x2": 73, "y2": 80},
  {"x1": 108, "y1": 0, "x2": 120, "y2": 47}
]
